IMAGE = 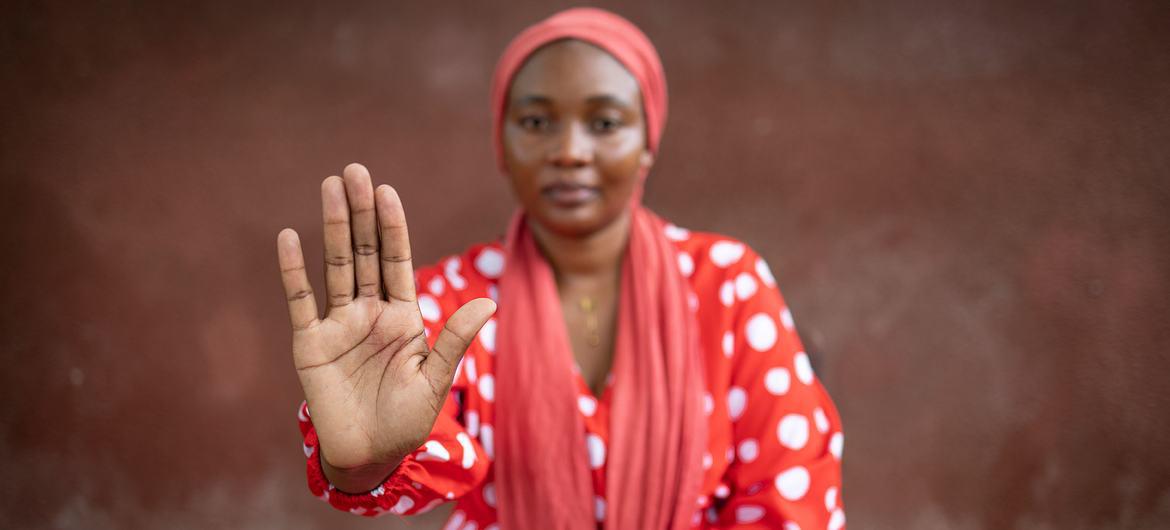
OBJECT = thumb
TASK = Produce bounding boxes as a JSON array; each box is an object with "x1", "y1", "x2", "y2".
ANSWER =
[{"x1": 423, "y1": 297, "x2": 496, "y2": 389}]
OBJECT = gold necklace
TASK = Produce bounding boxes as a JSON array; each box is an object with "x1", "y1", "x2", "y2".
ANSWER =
[{"x1": 578, "y1": 295, "x2": 601, "y2": 348}]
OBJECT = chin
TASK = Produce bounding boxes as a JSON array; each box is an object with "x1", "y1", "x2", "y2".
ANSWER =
[{"x1": 531, "y1": 204, "x2": 618, "y2": 238}]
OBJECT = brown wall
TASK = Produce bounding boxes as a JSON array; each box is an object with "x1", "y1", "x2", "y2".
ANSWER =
[{"x1": 2, "y1": 1, "x2": 1168, "y2": 528}]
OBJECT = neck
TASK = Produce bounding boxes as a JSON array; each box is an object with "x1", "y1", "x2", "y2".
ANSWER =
[{"x1": 529, "y1": 209, "x2": 632, "y2": 283}]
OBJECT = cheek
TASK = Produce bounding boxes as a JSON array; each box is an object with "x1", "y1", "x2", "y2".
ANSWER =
[
  {"x1": 504, "y1": 169, "x2": 540, "y2": 211},
  {"x1": 502, "y1": 128, "x2": 542, "y2": 199},
  {"x1": 502, "y1": 125, "x2": 541, "y2": 168},
  {"x1": 597, "y1": 130, "x2": 648, "y2": 196}
]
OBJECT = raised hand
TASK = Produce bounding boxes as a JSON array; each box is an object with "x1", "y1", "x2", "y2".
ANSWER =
[{"x1": 276, "y1": 163, "x2": 495, "y2": 492}]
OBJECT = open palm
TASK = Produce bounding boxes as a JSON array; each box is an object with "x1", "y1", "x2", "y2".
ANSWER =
[{"x1": 276, "y1": 163, "x2": 494, "y2": 490}]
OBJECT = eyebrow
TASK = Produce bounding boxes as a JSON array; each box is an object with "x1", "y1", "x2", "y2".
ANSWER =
[
  {"x1": 512, "y1": 95, "x2": 552, "y2": 107},
  {"x1": 585, "y1": 94, "x2": 634, "y2": 107},
  {"x1": 510, "y1": 94, "x2": 635, "y2": 108}
]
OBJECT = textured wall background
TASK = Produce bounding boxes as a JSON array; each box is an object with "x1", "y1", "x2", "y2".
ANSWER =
[{"x1": 2, "y1": 1, "x2": 1168, "y2": 528}]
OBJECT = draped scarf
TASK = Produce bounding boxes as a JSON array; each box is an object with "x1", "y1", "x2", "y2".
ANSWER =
[{"x1": 490, "y1": 8, "x2": 707, "y2": 529}]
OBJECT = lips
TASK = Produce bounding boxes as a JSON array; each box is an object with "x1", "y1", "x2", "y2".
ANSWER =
[{"x1": 541, "y1": 182, "x2": 600, "y2": 208}]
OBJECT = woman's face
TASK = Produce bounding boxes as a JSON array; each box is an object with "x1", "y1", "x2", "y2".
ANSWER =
[{"x1": 502, "y1": 39, "x2": 653, "y2": 239}]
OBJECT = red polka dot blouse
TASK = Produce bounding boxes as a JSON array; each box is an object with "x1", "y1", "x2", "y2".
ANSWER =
[{"x1": 298, "y1": 225, "x2": 845, "y2": 529}]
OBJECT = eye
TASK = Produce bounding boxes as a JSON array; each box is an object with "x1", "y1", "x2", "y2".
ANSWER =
[
  {"x1": 519, "y1": 115, "x2": 551, "y2": 131},
  {"x1": 590, "y1": 117, "x2": 623, "y2": 133}
]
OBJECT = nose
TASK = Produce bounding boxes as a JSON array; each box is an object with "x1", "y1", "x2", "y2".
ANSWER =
[{"x1": 547, "y1": 121, "x2": 592, "y2": 168}]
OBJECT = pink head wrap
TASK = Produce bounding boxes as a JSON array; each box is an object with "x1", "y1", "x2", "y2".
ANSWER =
[
  {"x1": 491, "y1": 8, "x2": 706, "y2": 530},
  {"x1": 490, "y1": 7, "x2": 668, "y2": 174}
]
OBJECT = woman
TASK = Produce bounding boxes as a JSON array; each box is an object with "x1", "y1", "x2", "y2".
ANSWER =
[{"x1": 276, "y1": 8, "x2": 844, "y2": 529}]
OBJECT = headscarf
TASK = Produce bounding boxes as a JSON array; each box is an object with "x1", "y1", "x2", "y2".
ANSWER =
[{"x1": 490, "y1": 8, "x2": 706, "y2": 530}]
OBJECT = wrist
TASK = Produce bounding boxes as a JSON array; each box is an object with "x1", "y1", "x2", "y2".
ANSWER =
[{"x1": 320, "y1": 450, "x2": 405, "y2": 494}]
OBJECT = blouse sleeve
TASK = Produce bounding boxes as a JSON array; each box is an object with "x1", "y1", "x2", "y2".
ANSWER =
[
  {"x1": 714, "y1": 253, "x2": 846, "y2": 529},
  {"x1": 296, "y1": 267, "x2": 490, "y2": 518}
]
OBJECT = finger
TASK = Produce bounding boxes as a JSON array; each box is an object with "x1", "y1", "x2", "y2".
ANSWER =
[
  {"x1": 424, "y1": 298, "x2": 497, "y2": 389},
  {"x1": 342, "y1": 163, "x2": 382, "y2": 299},
  {"x1": 277, "y1": 228, "x2": 319, "y2": 330},
  {"x1": 375, "y1": 184, "x2": 416, "y2": 303},
  {"x1": 321, "y1": 176, "x2": 355, "y2": 310}
]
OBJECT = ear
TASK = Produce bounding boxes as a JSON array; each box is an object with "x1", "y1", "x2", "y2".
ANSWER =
[{"x1": 639, "y1": 150, "x2": 655, "y2": 170}]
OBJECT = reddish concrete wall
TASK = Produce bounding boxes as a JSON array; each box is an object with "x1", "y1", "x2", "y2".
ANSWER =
[{"x1": 2, "y1": 1, "x2": 1168, "y2": 528}]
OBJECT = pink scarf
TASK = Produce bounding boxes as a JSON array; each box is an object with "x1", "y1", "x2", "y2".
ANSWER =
[{"x1": 491, "y1": 8, "x2": 706, "y2": 529}]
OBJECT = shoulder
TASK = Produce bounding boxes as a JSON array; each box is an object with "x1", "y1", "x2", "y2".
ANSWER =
[{"x1": 664, "y1": 223, "x2": 779, "y2": 299}]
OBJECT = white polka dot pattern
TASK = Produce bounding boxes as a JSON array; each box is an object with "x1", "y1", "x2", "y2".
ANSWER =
[
  {"x1": 765, "y1": 367, "x2": 791, "y2": 395},
  {"x1": 477, "y1": 374, "x2": 495, "y2": 402},
  {"x1": 298, "y1": 232, "x2": 845, "y2": 527},
  {"x1": 678, "y1": 252, "x2": 694, "y2": 277},
  {"x1": 464, "y1": 356, "x2": 477, "y2": 383},
  {"x1": 391, "y1": 496, "x2": 414, "y2": 515},
  {"x1": 735, "y1": 504, "x2": 766, "y2": 523},
  {"x1": 829, "y1": 432, "x2": 844, "y2": 460},
  {"x1": 443, "y1": 258, "x2": 467, "y2": 290},
  {"x1": 777, "y1": 414, "x2": 810, "y2": 451},
  {"x1": 586, "y1": 434, "x2": 606, "y2": 469},
  {"x1": 794, "y1": 352, "x2": 814, "y2": 385},
  {"x1": 416, "y1": 440, "x2": 450, "y2": 462},
  {"x1": 780, "y1": 307, "x2": 795, "y2": 331},
  {"x1": 578, "y1": 395, "x2": 597, "y2": 417},
  {"x1": 474, "y1": 248, "x2": 505, "y2": 279},
  {"x1": 455, "y1": 432, "x2": 476, "y2": 469},
  {"x1": 829, "y1": 509, "x2": 846, "y2": 530},
  {"x1": 720, "y1": 280, "x2": 735, "y2": 307},
  {"x1": 814, "y1": 407, "x2": 829, "y2": 433},
  {"x1": 728, "y1": 386, "x2": 747, "y2": 420},
  {"x1": 664, "y1": 223, "x2": 690, "y2": 241},
  {"x1": 465, "y1": 410, "x2": 480, "y2": 437},
  {"x1": 738, "y1": 438, "x2": 759, "y2": 463},
  {"x1": 427, "y1": 275, "x2": 445, "y2": 296},
  {"x1": 443, "y1": 511, "x2": 465, "y2": 530},
  {"x1": 418, "y1": 294, "x2": 441, "y2": 322},
  {"x1": 482, "y1": 482, "x2": 497, "y2": 507},
  {"x1": 756, "y1": 258, "x2": 776, "y2": 286},
  {"x1": 775, "y1": 466, "x2": 811, "y2": 500},
  {"x1": 734, "y1": 272, "x2": 758, "y2": 300},
  {"x1": 709, "y1": 241, "x2": 746, "y2": 267},
  {"x1": 480, "y1": 424, "x2": 495, "y2": 460},
  {"x1": 478, "y1": 319, "x2": 496, "y2": 353},
  {"x1": 746, "y1": 313, "x2": 778, "y2": 351}
]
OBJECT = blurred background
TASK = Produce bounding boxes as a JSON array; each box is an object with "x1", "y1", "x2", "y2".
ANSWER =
[{"x1": 2, "y1": 0, "x2": 1168, "y2": 528}]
